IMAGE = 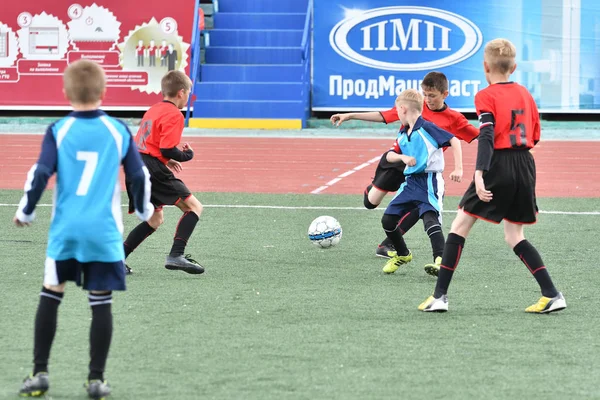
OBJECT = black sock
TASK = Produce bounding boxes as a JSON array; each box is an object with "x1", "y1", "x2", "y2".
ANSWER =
[
  {"x1": 428, "y1": 229, "x2": 445, "y2": 260},
  {"x1": 399, "y1": 208, "x2": 421, "y2": 234},
  {"x1": 381, "y1": 214, "x2": 409, "y2": 256},
  {"x1": 380, "y1": 237, "x2": 393, "y2": 247},
  {"x1": 33, "y1": 287, "x2": 64, "y2": 375},
  {"x1": 88, "y1": 293, "x2": 113, "y2": 382},
  {"x1": 434, "y1": 233, "x2": 466, "y2": 298},
  {"x1": 170, "y1": 211, "x2": 199, "y2": 256},
  {"x1": 513, "y1": 240, "x2": 559, "y2": 298},
  {"x1": 123, "y1": 222, "x2": 156, "y2": 258}
]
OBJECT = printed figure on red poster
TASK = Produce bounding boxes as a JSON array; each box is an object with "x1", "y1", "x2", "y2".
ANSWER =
[
  {"x1": 159, "y1": 39, "x2": 167, "y2": 67},
  {"x1": 147, "y1": 39, "x2": 157, "y2": 67},
  {"x1": 136, "y1": 39, "x2": 144, "y2": 66}
]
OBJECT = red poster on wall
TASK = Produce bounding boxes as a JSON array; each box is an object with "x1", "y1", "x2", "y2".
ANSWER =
[{"x1": 0, "y1": 0, "x2": 195, "y2": 109}]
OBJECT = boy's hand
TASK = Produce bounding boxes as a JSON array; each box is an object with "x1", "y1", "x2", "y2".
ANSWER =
[
  {"x1": 475, "y1": 175, "x2": 493, "y2": 202},
  {"x1": 167, "y1": 159, "x2": 182, "y2": 173},
  {"x1": 330, "y1": 113, "x2": 350, "y2": 126},
  {"x1": 449, "y1": 169, "x2": 463, "y2": 182},
  {"x1": 13, "y1": 216, "x2": 30, "y2": 227},
  {"x1": 182, "y1": 143, "x2": 193, "y2": 152},
  {"x1": 401, "y1": 155, "x2": 416, "y2": 166}
]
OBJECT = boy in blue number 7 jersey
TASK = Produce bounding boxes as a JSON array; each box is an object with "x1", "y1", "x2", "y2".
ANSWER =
[
  {"x1": 13, "y1": 60, "x2": 153, "y2": 399},
  {"x1": 381, "y1": 89, "x2": 463, "y2": 275}
]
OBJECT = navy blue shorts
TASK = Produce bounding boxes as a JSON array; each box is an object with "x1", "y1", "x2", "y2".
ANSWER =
[
  {"x1": 44, "y1": 258, "x2": 127, "y2": 291},
  {"x1": 384, "y1": 172, "x2": 445, "y2": 218}
]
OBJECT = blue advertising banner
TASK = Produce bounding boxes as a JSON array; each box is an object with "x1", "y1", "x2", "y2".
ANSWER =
[{"x1": 313, "y1": 0, "x2": 600, "y2": 112}]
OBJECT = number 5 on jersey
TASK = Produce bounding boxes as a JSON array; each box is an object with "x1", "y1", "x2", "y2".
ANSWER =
[
  {"x1": 510, "y1": 109, "x2": 527, "y2": 148},
  {"x1": 76, "y1": 151, "x2": 98, "y2": 196}
]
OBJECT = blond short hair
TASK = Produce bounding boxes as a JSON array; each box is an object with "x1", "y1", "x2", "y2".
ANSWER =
[
  {"x1": 63, "y1": 60, "x2": 105, "y2": 105},
  {"x1": 484, "y1": 38, "x2": 517, "y2": 74},
  {"x1": 395, "y1": 89, "x2": 424, "y2": 113},
  {"x1": 161, "y1": 70, "x2": 192, "y2": 97}
]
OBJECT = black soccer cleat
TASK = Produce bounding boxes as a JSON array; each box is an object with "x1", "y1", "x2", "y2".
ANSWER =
[
  {"x1": 85, "y1": 379, "x2": 111, "y2": 399},
  {"x1": 375, "y1": 243, "x2": 397, "y2": 259},
  {"x1": 124, "y1": 264, "x2": 132, "y2": 275},
  {"x1": 19, "y1": 372, "x2": 49, "y2": 397},
  {"x1": 165, "y1": 254, "x2": 205, "y2": 274}
]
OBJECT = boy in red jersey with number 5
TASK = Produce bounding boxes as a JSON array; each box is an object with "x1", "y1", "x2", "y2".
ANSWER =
[
  {"x1": 123, "y1": 71, "x2": 205, "y2": 275},
  {"x1": 419, "y1": 38, "x2": 566, "y2": 313}
]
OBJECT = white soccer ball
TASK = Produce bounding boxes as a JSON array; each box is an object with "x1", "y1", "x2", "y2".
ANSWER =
[{"x1": 308, "y1": 216, "x2": 342, "y2": 248}]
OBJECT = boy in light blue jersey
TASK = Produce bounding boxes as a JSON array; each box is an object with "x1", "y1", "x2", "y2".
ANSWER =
[
  {"x1": 381, "y1": 89, "x2": 463, "y2": 275},
  {"x1": 13, "y1": 60, "x2": 153, "y2": 399}
]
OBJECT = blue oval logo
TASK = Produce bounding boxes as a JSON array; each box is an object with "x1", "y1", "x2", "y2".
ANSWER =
[{"x1": 329, "y1": 6, "x2": 483, "y2": 71}]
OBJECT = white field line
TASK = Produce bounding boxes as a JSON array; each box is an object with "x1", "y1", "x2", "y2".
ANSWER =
[
  {"x1": 311, "y1": 156, "x2": 381, "y2": 194},
  {"x1": 0, "y1": 203, "x2": 598, "y2": 215}
]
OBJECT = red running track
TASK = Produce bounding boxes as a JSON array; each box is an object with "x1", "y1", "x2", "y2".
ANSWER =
[{"x1": 0, "y1": 135, "x2": 599, "y2": 197}]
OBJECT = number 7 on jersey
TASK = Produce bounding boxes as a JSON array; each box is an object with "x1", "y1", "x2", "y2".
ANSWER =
[{"x1": 76, "y1": 151, "x2": 98, "y2": 196}]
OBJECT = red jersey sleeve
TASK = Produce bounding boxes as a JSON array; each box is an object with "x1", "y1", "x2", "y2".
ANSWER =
[
  {"x1": 474, "y1": 90, "x2": 494, "y2": 117},
  {"x1": 158, "y1": 113, "x2": 184, "y2": 149},
  {"x1": 452, "y1": 114, "x2": 479, "y2": 143},
  {"x1": 380, "y1": 107, "x2": 399, "y2": 124}
]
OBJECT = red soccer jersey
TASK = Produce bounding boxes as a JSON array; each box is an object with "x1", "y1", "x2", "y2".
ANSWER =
[
  {"x1": 134, "y1": 101, "x2": 184, "y2": 164},
  {"x1": 380, "y1": 102, "x2": 479, "y2": 144},
  {"x1": 160, "y1": 45, "x2": 168, "y2": 56},
  {"x1": 136, "y1": 45, "x2": 144, "y2": 55},
  {"x1": 474, "y1": 82, "x2": 540, "y2": 149}
]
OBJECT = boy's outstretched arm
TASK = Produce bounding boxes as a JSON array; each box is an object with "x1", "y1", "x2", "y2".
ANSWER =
[
  {"x1": 14, "y1": 125, "x2": 57, "y2": 226},
  {"x1": 330, "y1": 112, "x2": 385, "y2": 126}
]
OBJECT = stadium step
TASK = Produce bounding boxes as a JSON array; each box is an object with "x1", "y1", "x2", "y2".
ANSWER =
[
  {"x1": 205, "y1": 46, "x2": 303, "y2": 65},
  {"x1": 200, "y1": 64, "x2": 306, "y2": 82},
  {"x1": 192, "y1": 99, "x2": 308, "y2": 119},
  {"x1": 208, "y1": 29, "x2": 303, "y2": 47},
  {"x1": 218, "y1": 0, "x2": 309, "y2": 13},
  {"x1": 213, "y1": 13, "x2": 305, "y2": 30},
  {"x1": 195, "y1": 82, "x2": 306, "y2": 101}
]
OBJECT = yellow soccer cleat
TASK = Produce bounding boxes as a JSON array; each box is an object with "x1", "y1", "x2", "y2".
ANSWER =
[
  {"x1": 382, "y1": 251, "x2": 413, "y2": 274},
  {"x1": 525, "y1": 292, "x2": 566, "y2": 314},
  {"x1": 418, "y1": 295, "x2": 449, "y2": 312},
  {"x1": 424, "y1": 256, "x2": 442, "y2": 277}
]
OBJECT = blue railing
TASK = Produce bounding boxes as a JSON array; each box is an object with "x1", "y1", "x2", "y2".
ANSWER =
[
  {"x1": 301, "y1": 0, "x2": 312, "y2": 62},
  {"x1": 301, "y1": 0, "x2": 313, "y2": 121},
  {"x1": 184, "y1": 0, "x2": 202, "y2": 126}
]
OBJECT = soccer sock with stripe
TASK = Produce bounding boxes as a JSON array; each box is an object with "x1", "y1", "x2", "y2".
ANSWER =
[
  {"x1": 123, "y1": 222, "x2": 156, "y2": 258},
  {"x1": 170, "y1": 211, "x2": 199, "y2": 256},
  {"x1": 88, "y1": 293, "x2": 113, "y2": 382},
  {"x1": 381, "y1": 214, "x2": 410, "y2": 256},
  {"x1": 423, "y1": 211, "x2": 444, "y2": 259},
  {"x1": 513, "y1": 240, "x2": 559, "y2": 298},
  {"x1": 379, "y1": 209, "x2": 421, "y2": 247},
  {"x1": 33, "y1": 287, "x2": 64, "y2": 375},
  {"x1": 434, "y1": 233, "x2": 466, "y2": 298},
  {"x1": 399, "y1": 208, "x2": 421, "y2": 235}
]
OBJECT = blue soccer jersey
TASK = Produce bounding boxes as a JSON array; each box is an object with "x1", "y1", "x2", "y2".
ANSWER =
[
  {"x1": 394, "y1": 116, "x2": 454, "y2": 175},
  {"x1": 385, "y1": 116, "x2": 455, "y2": 217},
  {"x1": 15, "y1": 110, "x2": 153, "y2": 263}
]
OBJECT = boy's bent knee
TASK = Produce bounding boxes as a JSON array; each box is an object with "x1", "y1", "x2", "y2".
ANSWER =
[
  {"x1": 363, "y1": 185, "x2": 378, "y2": 209},
  {"x1": 148, "y1": 210, "x2": 164, "y2": 229},
  {"x1": 381, "y1": 214, "x2": 400, "y2": 231}
]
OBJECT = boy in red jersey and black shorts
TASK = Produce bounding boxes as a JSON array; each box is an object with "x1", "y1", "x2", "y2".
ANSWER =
[
  {"x1": 419, "y1": 38, "x2": 566, "y2": 313},
  {"x1": 123, "y1": 71, "x2": 204, "y2": 275},
  {"x1": 331, "y1": 72, "x2": 478, "y2": 275}
]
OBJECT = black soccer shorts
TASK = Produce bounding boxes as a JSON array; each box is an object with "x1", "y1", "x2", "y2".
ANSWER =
[
  {"x1": 459, "y1": 149, "x2": 538, "y2": 224},
  {"x1": 371, "y1": 150, "x2": 407, "y2": 192},
  {"x1": 127, "y1": 153, "x2": 192, "y2": 213}
]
